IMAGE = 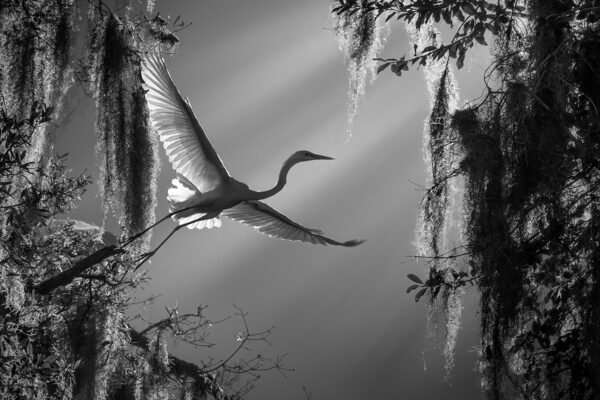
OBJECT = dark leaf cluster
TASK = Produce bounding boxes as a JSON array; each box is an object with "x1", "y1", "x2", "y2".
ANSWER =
[
  {"x1": 334, "y1": 1, "x2": 526, "y2": 74},
  {"x1": 0, "y1": 1, "x2": 289, "y2": 399},
  {"x1": 333, "y1": 0, "x2": 600, "y2": 398}
]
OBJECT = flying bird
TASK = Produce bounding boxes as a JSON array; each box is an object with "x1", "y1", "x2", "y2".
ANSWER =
[{"x1": 137, "y1": 54, "x2": 363, "y2": 255}]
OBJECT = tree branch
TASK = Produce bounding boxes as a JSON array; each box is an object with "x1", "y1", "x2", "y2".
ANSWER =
[{"x1": 34, "y1": 245, "x2": 123, "y2": 295}]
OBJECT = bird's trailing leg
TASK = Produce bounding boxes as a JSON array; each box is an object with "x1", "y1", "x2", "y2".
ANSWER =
[
  {"x1": 134, "y1": 212, "x2": 219, "y2": 270},
  {"x1": 120, "y1": 206, "x2": 198, "y2": 248}
]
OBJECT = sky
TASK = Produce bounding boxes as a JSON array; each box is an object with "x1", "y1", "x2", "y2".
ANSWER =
[{"x1": 56, "y1": 1, "x2": 488, "y2": 399}]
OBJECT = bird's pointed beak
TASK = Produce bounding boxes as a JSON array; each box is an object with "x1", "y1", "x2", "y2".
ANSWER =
[{"x1": 311, "y1": 153, "x2": 334, "y2": 160}]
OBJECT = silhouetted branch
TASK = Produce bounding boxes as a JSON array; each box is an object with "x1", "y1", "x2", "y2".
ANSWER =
[{"x1": 34, "y1": 245, "x2": 124, "y2": 295}]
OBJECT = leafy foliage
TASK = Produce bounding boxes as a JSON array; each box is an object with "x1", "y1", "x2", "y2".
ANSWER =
[
  {"x1": 334, "y1": 0, "x2": 600, "y2": 398},
  {"x1": 0, "y1": 2, "x2": 289, "y2": 399},
  {"x1": 333, "y1": 0, "x2": 526, "y2": 72},
  {"x1": 0, "y1": 105, "x2": 90, "y2": 400}
]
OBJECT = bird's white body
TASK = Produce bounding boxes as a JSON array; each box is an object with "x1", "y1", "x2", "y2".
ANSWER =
[
  {"x1": 141, "y1": 54, "x2": 363, "y2": 247},
  {"x1": 167, "y1": 176, "x2": 251, "y2": 228}
]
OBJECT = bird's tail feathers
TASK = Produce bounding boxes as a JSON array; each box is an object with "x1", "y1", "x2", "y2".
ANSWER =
[
  {"x1": 168, "y1": 176, "x2": 221, "y2": 229},
  {"x1": 176, "y1": 213, "x2": 222, "y2": 230},
  {"x1": 170, "y1": 206, "x2": 222, "y2": 230}
]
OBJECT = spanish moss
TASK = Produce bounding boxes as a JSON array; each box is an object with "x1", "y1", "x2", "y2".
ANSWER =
[
  {"x1": 408, "y1": 23, "x2": 460, "y2": 262},
  {"x1": 449, "y1": 1, "x2": 600, "y2": 397},
  {"x1": 332, "y1": 0, "x2": 388, "y2": 136},
  {"x1": 0, "y1": 2, "x2": 244, "y2": 399},
  {"x1": 407, "y1": 21, "x2": 463, "y2": 380},
  {"x1": 89, "y1": 13, "x2": 159, "y2": 253},
  {"x1": 0, "y1": 0, "x2": 74, "y2": 165},
  {"x1": 134, "y1": 331, "x2": 170, "y2": 400}
]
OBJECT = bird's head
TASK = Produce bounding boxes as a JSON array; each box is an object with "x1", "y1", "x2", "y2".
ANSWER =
[{"x1": 288, "y1": 150, "x2": 334, "y2": 165}]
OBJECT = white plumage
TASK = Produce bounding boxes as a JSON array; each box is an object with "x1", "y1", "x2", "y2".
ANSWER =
[{"x1": 141, "y1": 53, "x2": 363, "y2": 247}]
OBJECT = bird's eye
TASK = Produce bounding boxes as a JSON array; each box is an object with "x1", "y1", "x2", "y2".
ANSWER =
[{"x1": 304, "y1": 152, "x2": 310, "y2": 156}]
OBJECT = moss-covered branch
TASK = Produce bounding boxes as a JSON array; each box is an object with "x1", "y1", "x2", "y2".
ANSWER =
[{"x1": 33, "y1": 245, "x2": 123, "y2": 295}]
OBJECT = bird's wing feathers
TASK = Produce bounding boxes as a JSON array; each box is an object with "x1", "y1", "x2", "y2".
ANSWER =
[
  {"x1": 142, "y1": 54, "x2": 230, "y2": 193},
  {"x1": 222, "y1": 201, "x2": 364, "y2": 247}
]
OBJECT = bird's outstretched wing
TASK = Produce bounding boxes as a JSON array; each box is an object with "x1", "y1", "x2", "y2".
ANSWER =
[
  {"x1": 142, "y1": 54, "x2": 230, "y2": 193},
  {"x1": 222, "y1": 201, "x2": 364, "y2": 247}
]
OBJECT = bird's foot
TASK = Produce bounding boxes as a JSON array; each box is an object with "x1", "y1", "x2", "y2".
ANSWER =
[
  {"x1": 344, "y1": 239, "x2": 365, "y2": 247},
  {"x1": 135, "y1": 251, "x2": 156, "y2": 270}
]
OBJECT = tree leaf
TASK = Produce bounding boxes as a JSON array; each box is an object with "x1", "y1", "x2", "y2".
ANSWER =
[
  {"x1": 406, "y1": 284, "x2": 420, "y2": 294},
  {"x1": 462, "y1": 3, "x2": 477, "y2": 15},
  {"x1": 457, "y1": 49, "x2": 466, "y2": 69},
  {"x1": 434, "y1": 48, "x2": 447, "y2": 60},
  {"x1": 26, "y1": 340, "x2": 33, "y2": 358},
  {"x1": 42, "y1": 354, "x2": 59, "y2": 367},
  {"x1": 449, "y1": 43, "x2": 458, "y2": 58},
  {"x1": 407, "y1": 274, "x2": 423, "y2": 284},
  {"x1": 442, "y1": 9, "x2": 452, "y2": 25},
  {"x1": 377, "y1": 62, "x2": 392, "y2": 74},
  {"x1": 485, "y1": 22, "x2": 498, "y2": 35},
  {"x1": 475, "y1": 35, "x2": 488, "y2": 46},
  {"x1": 415, "y1": 13, "x2": 425, "y2": 30},
  {"x1": 415, "y1": 288, "x2": 428, "y2": 302}
]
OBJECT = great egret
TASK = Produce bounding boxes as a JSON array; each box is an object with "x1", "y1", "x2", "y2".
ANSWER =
[{"x1": 134, "y1": 54, "x2": 363, "y2": 258}]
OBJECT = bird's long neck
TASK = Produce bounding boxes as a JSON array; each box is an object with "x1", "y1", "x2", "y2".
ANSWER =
[{"x1": 250, "y1": 159, "x2": 295, "y2": 201}]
